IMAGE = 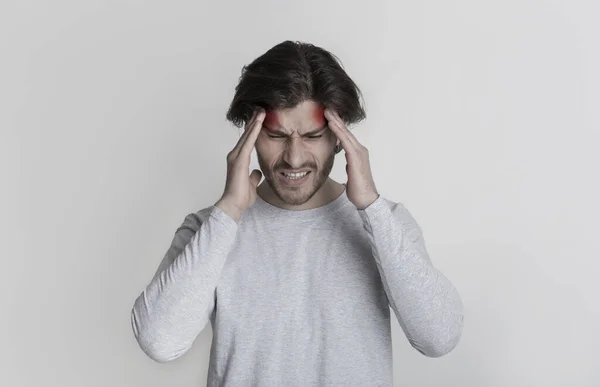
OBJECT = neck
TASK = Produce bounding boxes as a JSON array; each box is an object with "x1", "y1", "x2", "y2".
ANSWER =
[{"x1": 257, "y1": 178, "x2": 345, "y2": 211}]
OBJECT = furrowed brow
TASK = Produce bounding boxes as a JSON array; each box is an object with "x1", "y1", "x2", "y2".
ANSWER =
[
  {"x1": 304, "y1": 126, "x2": 328, "y2": 136},
  {"x1": 264, "y1": 126, "x2": 327, "y2": 136}
]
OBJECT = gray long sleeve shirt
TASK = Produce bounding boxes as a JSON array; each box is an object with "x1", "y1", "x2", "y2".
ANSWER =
[{"x1": 131, "y1": 190, "x2": 464, "y2": 386}]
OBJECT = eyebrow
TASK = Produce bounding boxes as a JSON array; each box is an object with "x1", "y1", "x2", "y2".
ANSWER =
[{"x1": 264, "y1": 125, "x2": 328, "y2": 136}]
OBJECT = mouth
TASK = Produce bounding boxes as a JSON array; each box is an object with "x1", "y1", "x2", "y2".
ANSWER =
[{"x1": 279, "y1": 170, "x2": 311, "y2": 186}]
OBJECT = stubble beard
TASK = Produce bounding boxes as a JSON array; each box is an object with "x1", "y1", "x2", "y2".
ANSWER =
[{"x1": 257, "y1": 150, "x2": 336, "y2": 206}]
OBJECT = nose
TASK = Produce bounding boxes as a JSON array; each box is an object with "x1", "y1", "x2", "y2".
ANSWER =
[{"x1": 282, "y1": 136, "x2": 307, "y2": 169}]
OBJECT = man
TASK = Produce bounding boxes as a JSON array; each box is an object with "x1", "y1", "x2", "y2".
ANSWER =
[{"x1": 131, "y1": 40, "x2": 464, "y2": 386}]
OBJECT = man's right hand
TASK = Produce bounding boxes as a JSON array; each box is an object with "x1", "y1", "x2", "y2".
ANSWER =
[{"x1": 215, "y1": 108, "x2": 266, "y2": 222}]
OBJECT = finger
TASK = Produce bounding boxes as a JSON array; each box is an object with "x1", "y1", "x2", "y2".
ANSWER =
[
  {"x1": 244, "y1": 109, "x2": 260, "y2": 131},
  {"x1": 325, "y1": 109, "x2": 359, "y2": 150},
  {"x1": 232, "y1": 109, "x2": 261, "y2": 154},
  {"x1": 325, "y1": 109, "x2": 358, "y2": 145},
  {"x1": 239, "y1": 108, "x2": 265, "y2": 157}
]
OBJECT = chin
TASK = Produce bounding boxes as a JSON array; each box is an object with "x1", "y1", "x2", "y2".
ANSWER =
[{"x1": 271, "y1": 170, "x2": 322, "y2": 206}]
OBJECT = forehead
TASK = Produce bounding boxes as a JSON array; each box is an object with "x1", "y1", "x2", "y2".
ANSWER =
[{"x1": 264, "y1": 100, "x2": 326, "y2": 132}]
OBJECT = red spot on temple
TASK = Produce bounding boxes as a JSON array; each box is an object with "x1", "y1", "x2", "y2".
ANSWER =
[
  {"x1": 264, "y1": 110, "x2": 279, "y2": 130},
  {"x1": 313, "y1": 107, "x2": 326, "y2": 127}
]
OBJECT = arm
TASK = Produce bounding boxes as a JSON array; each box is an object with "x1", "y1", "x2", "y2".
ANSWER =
[
  {"x1": 357, "y1": 196, "x2": 464, "y2": 357},
  {"x1": 130, "y1": 206, "x2": 238, "y2": 363}
]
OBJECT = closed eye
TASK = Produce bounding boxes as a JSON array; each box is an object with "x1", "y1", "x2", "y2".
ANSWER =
[{"x1": 267, "y1": 135, "x2": 323, "y2": 139}]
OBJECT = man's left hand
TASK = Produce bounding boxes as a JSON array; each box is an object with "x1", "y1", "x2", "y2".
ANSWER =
[{"x1": 325, "y1": 109, "x2": 380, "y2": 210}]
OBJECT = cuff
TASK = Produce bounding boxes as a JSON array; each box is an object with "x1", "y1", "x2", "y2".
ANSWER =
[{"x1": 357, "y1": 195, "x2": 389, "y2": 232}]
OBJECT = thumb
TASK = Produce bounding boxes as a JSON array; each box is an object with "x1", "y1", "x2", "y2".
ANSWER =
[{"x1": 249, "y1": 169, "x2": 262, "y2": 188}]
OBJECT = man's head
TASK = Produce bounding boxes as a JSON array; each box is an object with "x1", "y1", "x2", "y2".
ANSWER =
[{"x1": 226, "y1": 41, "x2": 365, "y2": 206}]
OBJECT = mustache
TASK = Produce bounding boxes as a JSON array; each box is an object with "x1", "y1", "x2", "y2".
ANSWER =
[{"x1": 274, "y1": 164, "x2": 316, "y2": 171}]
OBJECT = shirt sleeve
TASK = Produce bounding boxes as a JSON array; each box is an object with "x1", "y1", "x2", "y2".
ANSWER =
[
  {"x1": 130, "y1": 206, "x2": 238, "y2": 363},
  {"x1": 357, "y1": 196, "x2": 464, "y2": 357}
]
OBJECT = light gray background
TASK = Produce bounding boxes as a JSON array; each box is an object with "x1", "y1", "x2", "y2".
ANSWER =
[{"x1": 1, "y1": 1, "x2": 599, "y2": 386}]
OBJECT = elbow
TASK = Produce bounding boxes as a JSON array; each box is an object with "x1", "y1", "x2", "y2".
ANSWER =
[
  {"x1": 139, "y1": 345, "x2": 184, "y2": 364},
  {"x1": 130, "y1": 307, "x2": 186, "y2": 363},
  {"x1": 412, "y1": 313, "x2": 464, "y2": 358},
  {"x1": 412, "y1": 335, "x2": 460, "y2": 358},
  {"x1": 134, "y1": 335, "x2": 183, "y2": 364}
]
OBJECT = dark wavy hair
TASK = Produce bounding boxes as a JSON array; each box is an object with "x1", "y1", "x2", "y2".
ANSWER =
[{"x1": 226, "y1": 40, "x2": 366, "y2": 128}]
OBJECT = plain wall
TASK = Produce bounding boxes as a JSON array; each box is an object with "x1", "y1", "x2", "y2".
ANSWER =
[{"x1": 2, "y1": 0, "x2": 599, "y2": 386}]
